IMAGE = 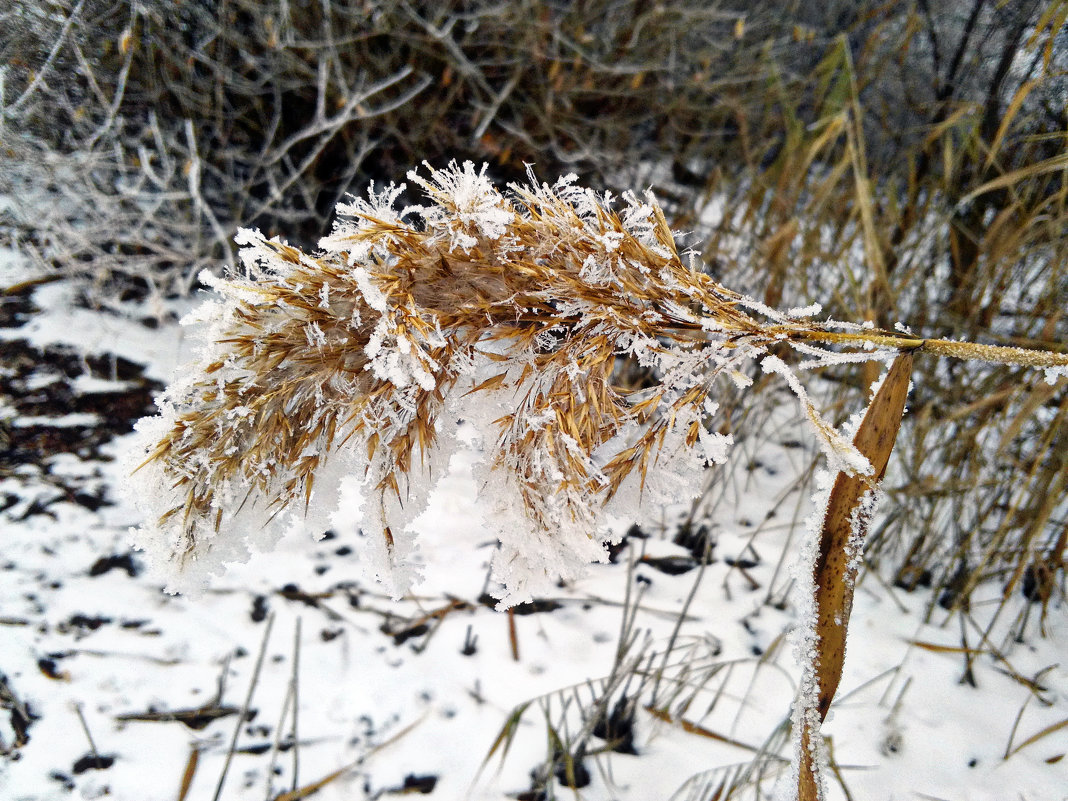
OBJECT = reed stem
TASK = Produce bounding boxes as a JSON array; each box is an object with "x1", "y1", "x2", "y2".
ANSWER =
[{"x1": 790, "y1": 330, "x2": 1068, "y2": 369}]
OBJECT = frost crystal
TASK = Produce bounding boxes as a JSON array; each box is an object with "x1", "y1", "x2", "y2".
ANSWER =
[
  {"x1": 125, "y1": 162, "x2": 909, "y2": 604},
  {"x1": 1044, "y1": 364, "x2": 1068, "y2": 385}
]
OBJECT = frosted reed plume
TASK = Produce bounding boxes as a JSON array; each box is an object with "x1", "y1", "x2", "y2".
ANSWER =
[{"x1": 128, "y1": 161, "x2": 905, "y2": 604}]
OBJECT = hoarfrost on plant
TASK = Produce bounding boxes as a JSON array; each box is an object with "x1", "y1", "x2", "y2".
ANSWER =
[{"x1": 125, "y1": 161, "x2": 910, "y2": 606}]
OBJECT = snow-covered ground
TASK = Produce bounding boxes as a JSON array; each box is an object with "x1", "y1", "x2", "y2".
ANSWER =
[{"x1": 2, "y1": 274, "x2": 1066, "y2": 801}]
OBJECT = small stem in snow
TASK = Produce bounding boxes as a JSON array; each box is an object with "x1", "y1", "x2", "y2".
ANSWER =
[
  {"x1": 214, "y1": 613, "x2": 275, "y2": 801},
  {"x1": 507, "y1": 608, "x2": 520, "y2": 662},
  {"x1": 72, "y1": 701, "x2": 103, "y2": 768}
]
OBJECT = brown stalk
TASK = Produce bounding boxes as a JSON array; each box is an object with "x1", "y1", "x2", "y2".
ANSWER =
[
  {"x1": 644, "y1": 706, "x2": 769, "y2": 755},
  {"x1": 507, "y1": 607, "x2": 520, "y2": 662},
  {"x1": 798, "y1": 353, "x2": 913, "y2": 801},
  {"x1": 176, "y1": 746, "x2": 199, "y2": 801},
  {"x1": 788, "y1": 330, "x2": 1068, "y2": 369}
]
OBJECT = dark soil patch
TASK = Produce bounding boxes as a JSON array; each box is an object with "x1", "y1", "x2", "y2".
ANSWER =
[
  {"x1": 0, "y1": 672, "x2": 38, "y2": 751},
  {"x1": 0, "y1": 284, "x2": 40, "y2": 328},
  {"x1": 49, "y1": 771, "x2": 75, "y2": 791},
  {"x1": 593, "y1": 695, "x2": 639, "y2": 755},
  {"x1": 0, "y1": 334, "x2": 162, "y2": 518},
  {"x1": 250, "y1": 594, "x2": 270, "y2": 623},
  {"x1": 673, "y1": 522, "x2": 715, "y2": 563},
  {"x1": 71, "y1": 753, "x2": 115, "y2": 774},
  {"x1": 640, "y1": 555, "x2": 698, "y2": 576},
  {"x1": 63, "y1": 614, "x2": 113, "y2": 632},
  {"x1": 397, "y1": 774, "x2": 438, "y2": 794},
  {"x1": 477, "y1": 594, "x2": 563, "y2": 615},
  {"x1": 37, "y1": 658, "x2": 67, "y2": 680},
  {"x1": 88, "y1": 553, "x2": 142, "y2": 578}
]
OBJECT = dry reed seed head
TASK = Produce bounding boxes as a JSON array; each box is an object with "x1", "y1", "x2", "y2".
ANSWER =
[{"x1": 126, "y1": 160, "x2": 900, "y2": 605}]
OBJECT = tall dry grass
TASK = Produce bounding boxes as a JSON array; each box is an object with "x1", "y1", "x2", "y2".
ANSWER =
[{"x1": 688, "y1": 10, "x2": 1068, "y2": 630}]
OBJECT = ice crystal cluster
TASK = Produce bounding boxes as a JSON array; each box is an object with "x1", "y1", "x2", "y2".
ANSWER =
[{"x1": 127, "y1": 161, "x2": 885, "y2": 605}]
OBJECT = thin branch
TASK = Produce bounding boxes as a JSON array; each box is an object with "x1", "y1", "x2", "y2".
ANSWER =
[{"x1": 5, "y1": 0, "x2": 88, "y2": 116}]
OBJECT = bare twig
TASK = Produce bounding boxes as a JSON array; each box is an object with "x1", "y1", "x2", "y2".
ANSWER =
[
  {"x1": 72, "y1": 701, "x2": 103, "y2": 768},
  {"x1": 290, "y1": 616, "x2": 301, "y2": 793},
  {"x1": 213, "y1": 613, "x2": 275, "y2": 801},
  {"x1": 5, "y1": 0, "x2": 88, "y2": 116}
]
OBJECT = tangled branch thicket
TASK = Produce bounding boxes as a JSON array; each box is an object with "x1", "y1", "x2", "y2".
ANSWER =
[{"x1": 1, "y1": 0, "x2": 816, "y2": 300}]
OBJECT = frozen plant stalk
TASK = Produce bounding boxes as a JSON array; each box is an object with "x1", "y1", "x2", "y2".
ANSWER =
[{"x1": 788, "y1": 355, "x2": 913, "y2": 801}]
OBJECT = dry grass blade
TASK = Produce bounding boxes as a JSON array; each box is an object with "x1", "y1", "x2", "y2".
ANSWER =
[
  {"x1": 273, "y1": 764, "x2": 353, "y2": 801},
  {"x1": 273, "y1": 714, "x2": 425, "y2": 801},
  {"x1": 906, "y1": 640, "x2": 985, "y2": 656},
  {"x1": 812, "y1": 352, "x2": 914, "y2": 712},
  {"x1": 644, "y1": 706, "x2": 770, "y2": 755},
  {"x1": 1005, "y1": 717, "x2": 1068, "y2": 759},
  {"x1": 995, "y1": 378, "x2": 1064, "y2": 454},
  {"x1": 213, "y1": 613, "x2": 274, "y2": 801},
  {"x1": 799, "y1": 353, "x2": 913, "y2": 801},
  {"x1": 290, "y1": 617, "x2": 302, "y2": 793},
  {"x1": 1027, "y1": 0, "x2": 1068, "y2": 69},
  {"x1": 959, "y1": 151, "x2": 1068, "y2": 205},
  {"x1": 72, "y1": 702, "x2": 103, "y2": 768},
  {"x1": 507, "y1": 607, "x2": 520, "y2": 662},
  {"x1": 0, "y1": 275, "x2": 65, "y2": 295},
  {"x1": 984, "y1": 78, "x2": 1042, "y2": 172},
  {"x1": 176, "y1": 746, "x2": 199, "y2": 801},
  {"x1": 478, "y1": 701, "x2": 534, "y2": 779}
]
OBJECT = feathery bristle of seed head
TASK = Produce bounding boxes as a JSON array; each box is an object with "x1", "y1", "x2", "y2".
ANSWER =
[{"x1": 125, "y1": 160, "x2": 883, "y2": 604}]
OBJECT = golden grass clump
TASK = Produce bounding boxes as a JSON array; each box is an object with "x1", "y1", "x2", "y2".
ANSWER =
[{"x1": 126, "y1": 160, "x2": 933, "y2": 603}]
